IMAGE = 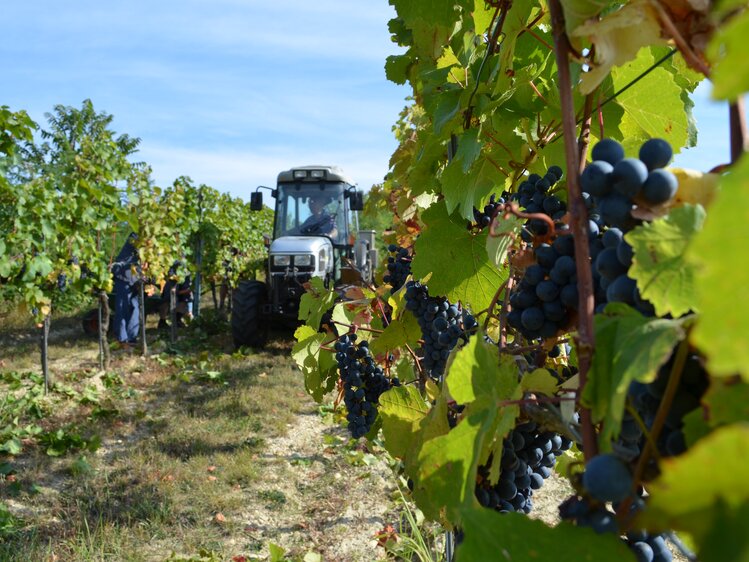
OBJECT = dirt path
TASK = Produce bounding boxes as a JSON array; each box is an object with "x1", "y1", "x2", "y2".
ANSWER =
[{"x1": 236, "y1": 406, "x2": 400, "y2": 561}]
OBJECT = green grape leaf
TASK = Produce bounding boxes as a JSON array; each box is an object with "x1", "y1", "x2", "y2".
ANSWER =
[
  {"x1": 582, "y1": 304, "x2": 686, "y2": 446},
  {"x1": 446, "y1": 338, "x2": 521, "y2": 484},
  {"x1": 446, "y1": 336, "x2": 520, "y2": 405},
  {"x1": 385, "y1": 54, "x2": 412, "y2": 85},
  {"x1": 485, "y1": 214, "x2": 523, "y2": 270},
  {"x1": 331, "y1": 302, "x2": 357, "y2": 336},
  {"x1": 702, "y1": 377, "x2": 749, "y2": 428},
  {"x1": 681, "y1": 407, "x2": 712, "y2": 449},
  {"x1": 521, "y1": 368, "x2": 559, "y2": 396},
  {"x1": 297, "y1": 277, "x2": 337, "y2": 331},
  {"x1": 395, "y1": 356, "x2": 416, "y2": 384},
  {"x1": 390, "y1": 0, "x2": 463, "y2": 59},
  {"x1": 560, "y1": 0, "x2": 612, "y2": 36},
  {"x1": 369, "y1": 309, "x2": 421, "y2": 356},
  {"x1": 413, "y1": 401, "x2": 496, "y2": 520},
  {"x1": 626, "y1": 204, "x2": 705, "y2": 318},
  {"x1": 456, "y1": 509, "x2": 637, "y2": 562},
  {"x1": 411, "y1": 202, "x2": 506, "y2": 313},
  {"x1": 639, "y1": 424, "x2": 749, "y2": 546},
  {"x1": 405, "y1": 337, "x2": 522, "y2": 518},
  {"x1": 454, "y1": 127, "x2": 481, "y2": 173},
  {"x1": 291, "y1": 325, "x2": 337, "y2": 403},
  {"x1": 683, "y1": 377, "x2": 749, "y2": 449},
  {"x1": 698, "y1": 500, "x2": 749, "y2": 562},
  {"x1": 608, "y1": 49, "x2": 690, "y2": 156},
  {"x1": 689, "y1": 155, "x2": 749, "y2": 381},
  {"x1": 708, "y1": 8, "x2": 749, "y2": 101},
  {"x1": 378, "y1": 385, "x2": 430, "y2": 459},
  {"x1": 441, "y1": 148, "x2": 508, "y2": 221},
  {"x1": 429, "y1": 88, "x2": 462, "y2": 136}
]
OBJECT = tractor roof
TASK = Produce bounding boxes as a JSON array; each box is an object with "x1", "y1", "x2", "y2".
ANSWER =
[{"x1": 277, "y1": 165, "x2": 354, "y2": 185}]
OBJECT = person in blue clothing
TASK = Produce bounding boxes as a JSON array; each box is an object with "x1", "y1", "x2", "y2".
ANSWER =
[{"x1": 111, "y1": 233, "x2": 141, "y2": 346}]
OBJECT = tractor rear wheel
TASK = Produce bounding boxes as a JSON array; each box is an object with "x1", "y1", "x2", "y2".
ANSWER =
[
  {"x1": 81, "y1": 308, "x2": 115, "y2": 337},
  {"x1": 231, "y1": 280, "x2": 267, "y2": 349}
]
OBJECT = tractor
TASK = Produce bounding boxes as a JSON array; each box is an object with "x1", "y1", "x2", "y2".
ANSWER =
[{"x1": 232, "y1": 165, "x2": 377, "y2": 348}]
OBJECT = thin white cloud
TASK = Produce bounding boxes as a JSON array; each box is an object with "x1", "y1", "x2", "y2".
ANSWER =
[{"x1": 140, "y1": 142, "x2": 394, "y2": 199}]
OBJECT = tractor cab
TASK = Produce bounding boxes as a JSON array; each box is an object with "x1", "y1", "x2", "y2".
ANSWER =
[{"x1": 236, "y1": 165, "x2": 374, "y2": 348}]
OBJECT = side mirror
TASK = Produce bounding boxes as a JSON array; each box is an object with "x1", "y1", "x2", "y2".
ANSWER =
[
  {"x1": 250, "y1": 192, "x2": 263, "y2": 211},
  {"x1": 349, "y1": 191, "x2": 364, "y2": 211}
]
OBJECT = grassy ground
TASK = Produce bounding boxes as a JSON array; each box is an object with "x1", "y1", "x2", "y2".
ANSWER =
[
  {"x1": 0, "y1": 303, "x2": 686, "y2": 562},
  {"x1": 0, "y1": 305, "x2": 432, "y2": 562}
]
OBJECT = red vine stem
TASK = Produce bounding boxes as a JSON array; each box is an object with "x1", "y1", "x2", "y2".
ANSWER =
[
  {"x1": 730, "y1": 97, "x2": 747, "y2": 163},
  {"x1": 499, "y1": 274, "x2": 514, "y2": 348},
  {"x1": 549, "y1": 0, "x2": 598, "y2": 461},
  {"x1": 489, "y1": 202, "x2": 556, "y2": 240},
  {"x1": 500, "y1": 339, "x2": 569, "y2": 355},
  {"x1": 578, "y1": 93, "x2": 595, "y2": 174},
  {"x1": 652, "y1": 1, "x2": 711, "y2": 77},
  {"x1": 523, "y1": 27, "x2": 553, "y2": 51},
  {"x1": 481, "y1": 278, "x2": 509, "y2": 331},
  {"x1": 496, "y1": 395, "x2": 577, "y2": 408},
  {"x1": 331, "y1": 320, "x2": 383, "y2": 334},
  {"x1": 633, "y1": 338, "x2": 689, "y2": 485}
]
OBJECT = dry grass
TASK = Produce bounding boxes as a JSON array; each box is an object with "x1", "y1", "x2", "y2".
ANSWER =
[{"x1": 0, "y1": 308, "x2": 404, "y2": 562}]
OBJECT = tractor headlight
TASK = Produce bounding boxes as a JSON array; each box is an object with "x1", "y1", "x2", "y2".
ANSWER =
[
  {"x1": 294, "y1": 255, "x2": 313, "y2": 267},
  {"x1": 318, "y1": 249, "x2": 328, "y2": 271},
  {"x1": 273, "y1": 255, "x2": 291, "y2": 267}
]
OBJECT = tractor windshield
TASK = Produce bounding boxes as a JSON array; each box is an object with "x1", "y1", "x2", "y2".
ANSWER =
[{"x1": 273, "y1": 182, "x2": 348, "y2": 244}]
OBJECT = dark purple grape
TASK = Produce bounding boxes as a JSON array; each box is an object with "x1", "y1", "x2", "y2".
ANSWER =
[
  {"x1": 639, "y1": 138, "x2": 673, "y2": 170},
  {"x1": 642, "y1": 169, "x2": 678, "y2": 205},
  {"x1": 591, "y1": 138, "x2": 625, "y2": 165},
  {"x1": 612, "y1": 158, "x2": 648, "y2": 198},
  {"x1": 580, "y1": 160, "x2": 614, "y2": 197}
]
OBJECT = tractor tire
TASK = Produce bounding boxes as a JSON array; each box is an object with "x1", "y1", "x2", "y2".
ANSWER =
[
  {"x1": 231, "y1": 280, "x2": 267, "y2": 349},
  {"x1": 81, "y1": 308, "x2": 115, "y2": 337},
  {"x1": 81, "y1": 309, "x2": 99, "y2": 337}
]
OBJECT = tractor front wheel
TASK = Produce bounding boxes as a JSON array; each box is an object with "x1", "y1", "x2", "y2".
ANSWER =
[{"x1": 231, "y1": 280, "x2": 268, "y2": 349}]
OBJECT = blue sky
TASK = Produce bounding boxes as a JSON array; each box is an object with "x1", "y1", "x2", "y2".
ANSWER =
[
  {"x1": 1, "y1": 2, "x2": 729, "y2": 200},
  {"x1": 2, "y1": 1, "x2": 408, "y2": 199}
]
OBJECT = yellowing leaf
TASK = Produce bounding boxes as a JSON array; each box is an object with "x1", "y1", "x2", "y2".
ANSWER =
[
  {"x1": 671, "y1": 168, "x2": 721, "y2": 209},
  {"x1": 574, "y1": 1, "x2": 667, "y2": 95}
]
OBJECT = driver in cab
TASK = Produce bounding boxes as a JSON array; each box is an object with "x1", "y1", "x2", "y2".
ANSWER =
[{"x1": 296, "y1": 193, "x2": 338, "y2": 240}]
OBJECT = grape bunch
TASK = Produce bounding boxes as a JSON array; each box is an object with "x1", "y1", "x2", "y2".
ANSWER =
[
  {"x1": 467, "y1": 193, "x2": 507, "y2": 231},
  {"x1": 582, "y1": 138, "x2": 677, "y2": 233},
  {"x1": 382, "y1": 244, "x2": 412, "y2": 294},
  {"x1": 474, "y1": 421, "x2": 572, "y2": 514},
  {"x1": 582, "y1": 138, "x2": 677, "y2": 315},
  {"x1": 560, "y1": 454, "x2": 674, "y2": 561},
  {"x1": 513, "y1": 164, "x2": 566, "y2": 240},
  {"x1": 334, "y1": 334, "x2": 400, "y2": 439},
  {"x1": 624, "y1": 351, "x2": 708, "y2": 461},
  {"x1": 559, "y1": 495, "x2": 673, "y2": 562},
  {"x1": 507, "y1": 234, "x2": 578, "y2": 340},
  {"x1": 404, "y1": 280, "x2": 478, "y2": 380}
]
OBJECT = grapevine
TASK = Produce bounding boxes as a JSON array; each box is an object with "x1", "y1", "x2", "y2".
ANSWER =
[{"x1": 294, "y1": 2, "x2": 749, "y2": 562}]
